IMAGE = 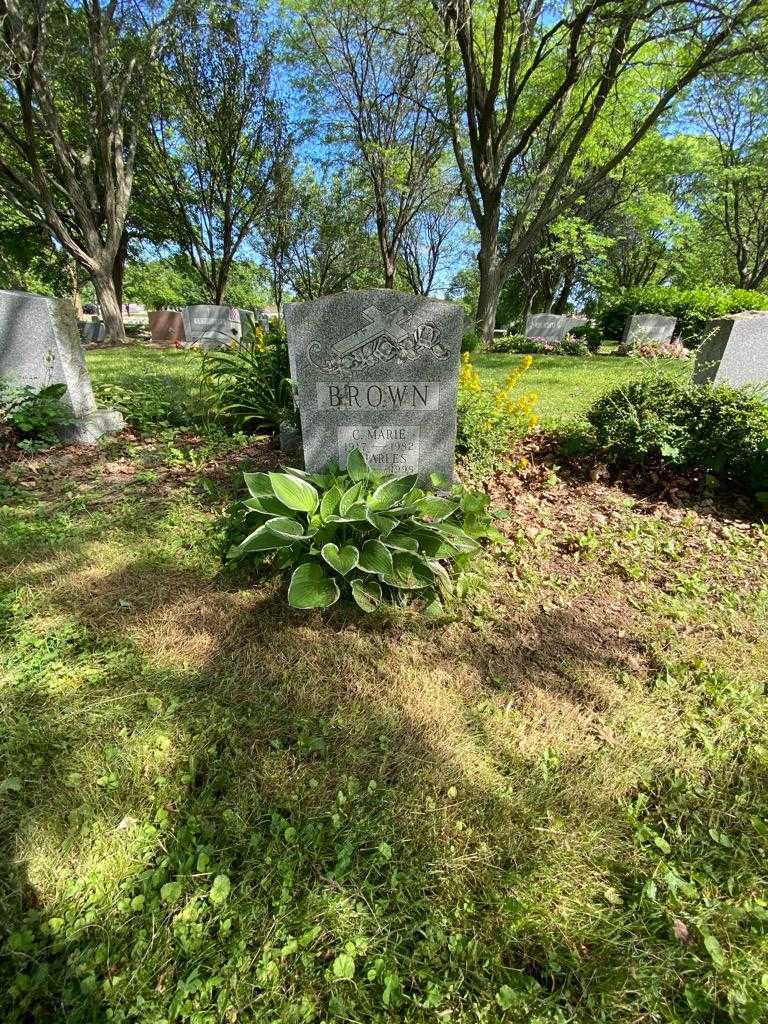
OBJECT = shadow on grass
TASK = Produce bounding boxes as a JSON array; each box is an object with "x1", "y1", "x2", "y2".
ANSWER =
[{"x1": 0, "y1": 527, "x2": 675, "y2": 1021}]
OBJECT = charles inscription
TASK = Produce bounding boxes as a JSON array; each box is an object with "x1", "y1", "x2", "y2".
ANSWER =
[{"x1": 285, "y1": 289, "x2": 463, "y2": 481}]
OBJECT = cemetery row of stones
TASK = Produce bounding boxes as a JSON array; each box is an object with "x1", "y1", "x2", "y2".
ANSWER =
[
  {"x1": 1, "y1": 287, "x2": 767, "y2": 467},
  {"x1": 80, "y1": 305, "x2": 270, "y2": 349}
]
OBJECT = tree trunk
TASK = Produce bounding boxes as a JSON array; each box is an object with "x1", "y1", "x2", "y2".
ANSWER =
[
  {"x1": 112, "y1": 230, "x2": 129, "y2": 310},
  {"x1": 475, "y1": 230, "x2": 503, "y2": 344},
  {"x1": 92, "y1": 269, "x2": 126, "y2": 343},
  {"x1": 67, "y1": 260, "x2": 83, "y2": 318}
]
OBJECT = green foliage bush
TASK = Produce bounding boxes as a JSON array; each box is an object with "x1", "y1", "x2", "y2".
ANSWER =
[
  {"x1": 461, "y1": 330, "x2": 481, "y2": 353},
  {"x1": 587, "y1": 375, "x2": 768, "y2": 498},
  {"x1": 0, "y1": 381, "x2": 73, "y2": 451},
  {"x1": 598, "y1": 286, "x2": 768, "y2": 345},
  {"x1": 94, "y1": 374, "x2": 202, "y2": 435},
  {"x1": 201, "y1": 324, "x2": 296, "y2": 435},
  {"x1": 569, "y1": 320, "x2": 603, "y2": 353},
  {"x1": 456, "y1": 353, "x2": 539, "y2": 476},
  {"x1": 223, "y1": 449, "x2": 501, "y2": 614},
  {"x1": 491, "y1": 332, "x2": 590, "y2": 356}
]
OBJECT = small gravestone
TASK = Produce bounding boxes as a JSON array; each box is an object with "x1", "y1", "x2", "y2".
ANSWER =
[
  {"x1": 78, "y1": 320, "x2": 106, "y2": 344},
  {"x1": 181, "y1": 305, "x2": 241, "y2": 349},
  {"x1": 622, "y1": 313, "x2": 677, "y2": 345},
  {"x1": 285, "y1": 289, "x2": 463, "y2": 481},
  {"x1": 0, "y1": 289, "x2": 124, "y2": 443},
  {"x1": 149, "y1": 310, "x2": 186, "y2": 344},
  {"x1": 524, "y1": 313, "x2": 583, "y2": 343},
  {"x1": 238, "y1": 308, "x2": 270, "y2": 344},
  {"x1": 693, "y1": 312, "x2": 768, "y2": 391}
]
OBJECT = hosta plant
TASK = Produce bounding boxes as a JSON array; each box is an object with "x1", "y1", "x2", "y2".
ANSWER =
[{"x1": 223, "y1": 449, "x2": 502, "y2": 613}]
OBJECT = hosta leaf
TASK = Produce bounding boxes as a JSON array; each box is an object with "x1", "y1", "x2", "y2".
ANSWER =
[
  {"x1": 366, "y1": 510, "x2": 397, "y2": 536},
  {"x1": 412, "y1": 495, "x2": 460, "y2": 520},
  {"x1": 243, "y1": 471, "x2": 273, "y2": 498},
  {"x1": 342, "y1": 502, "x2": 367, "y2": 521},
  {"x1": 358, "y1": 539, "x2": 394, "y2": 575},
  {"x1": 269, "y1": 472, "x2": 319, "y2": 513},
  {"x1": 339, "y1": 481, "x2": 364, "y2": 516},
  {"x1": 244, "y1": 495, "x2": 295, "y2": 517},
  {"x1": 385, "y1": 531, "x2": 419, "y2": 553},
  {"x1": 321, "y1": 543, "x2": 359, "y2": 575},
  {"x1": 320, "y1": 484, "x2": 342, "y2": 522},
  {"x1": 367, "y1": 474, "x2": 418, "y2": 511},
  {"x1": 346, "y1": 447, "x2": 370, "y2": 482},
  {"x1": 231, "y1": 522, "x2": 297, "y2": 556},
  {"x1": 288, "y1": 562, "x2": 340, "y2": 609},
  {"x1": 433, "y1": 521, "x2": 481, "y2": 553},
  {"x1": 429, "y1": 559, "x2": 454, "y2": 594},
  {"x1": 381, "y1": 552, "x2": 434, "y2": 589},
  {"x1": 265, "y1": 516, "x2": 306, "y2": 540},
  {"x1": 351, "y1": 577, "x2": 382, "y2": 612}
]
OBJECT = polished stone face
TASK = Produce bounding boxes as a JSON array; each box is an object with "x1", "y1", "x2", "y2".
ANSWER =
[
  {"x1": 524, "y1": 313, "x2": 583, "y2": 342},
  {"x1": 181, "y1": 305, "x2": 242, "y2": 349},
  {"x1": 285, "y1": 289, "x2": 463, "y2": 481},
  {"x1": 622, "y1": 314, "x2": 677, "y2": 344},
  {"x1": 149, "y1": 310, "x2": 185, "y2": 343},
  {"x1": 0, "y1": 288, "x2": 124, "y2": 443},
  {"x1": 694, "y1": 313, "x2": 768, "y2": 393}
]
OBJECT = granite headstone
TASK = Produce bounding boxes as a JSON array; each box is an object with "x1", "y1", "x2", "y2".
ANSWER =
[
  {"x1": 622, "y1": 313, "x2": 677, "y2": 345},
  {"x1": 524, "y1": 312, "x2": 584, "y2": 342},
  {"x1": 181, "y1": 305, "x2": 241, "y2": 349},
  {"x1": 149, "y1": 310, "x2": 186, "y2": 344},
  {"x1": 0, "y1": 289, "x2": 124, "y2": 443},
  {"x1": 78, "y1": 320, "x2": 106, "y2": 344},
  {"x1": 285, "y1": 289, "x2": 463, "y2": 481},
  {"x1": 693, "y1": 312, "x2": 768, "y2": 391}
]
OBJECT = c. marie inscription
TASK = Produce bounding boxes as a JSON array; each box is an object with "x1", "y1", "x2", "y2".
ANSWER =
[{"x1": 338, "y1": 425, "x2": 419, "y2": 473}]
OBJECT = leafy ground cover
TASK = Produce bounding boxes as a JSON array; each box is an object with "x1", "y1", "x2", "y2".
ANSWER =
[{"x1": 1, "y1": 348, "x2": 766, "y2": 1023}]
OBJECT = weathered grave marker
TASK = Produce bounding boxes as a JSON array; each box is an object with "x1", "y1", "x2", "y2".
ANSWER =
[
  {"x1": 693, "y1": 312, "x2": 768, "y2": 391},
  {"x1": 78, "y1": 320, "x2": 106, "y2": 344},
  {"x1": 622, "y1": 313, "x2": 677, "y2": 345},
  {"x1": 181, "y1": 305, "x2": 241, "y2": 349},
  {"x1": 285, "y1": 289, "x2": 463, "y2": 481},
  {"x1": 524, "y1": 312, "x2": 584, "y2": 342},
  {"x1": 0, "y1": 289, "x2": 124, "y2": 443},
  {"x1": 149, "y1": 310, "x2": 186, "y2": 343}
]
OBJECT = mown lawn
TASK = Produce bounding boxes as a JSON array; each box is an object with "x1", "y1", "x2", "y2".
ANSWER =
[
  {"x1": 84, "y1": 343, "x2": 692, "y2": 430},
  {"x1": 473, "y1": 351, "x2": 691, "y2": 426},
  {"x1": 1, "y1": 345, "x2": 767, "y2": 1023}
]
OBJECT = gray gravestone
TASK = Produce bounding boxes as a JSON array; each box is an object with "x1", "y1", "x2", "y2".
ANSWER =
[
  {"x1": 524, "y1": 313, "x2": 584, "y2": 342},
  {"x1": 285, "y1": 289, "x2": 463, "y2": 481},
  {"x1": 238, "y1": 308, "x2": 270, "y2": 344},
  {"x1": 622, "y1": 313, "x2": 677, "y2": 345},
  {"x1": 693, "y1": 312, "x2": 768, "y2": 391},
  {"x1": 181, "y1": 305, "x2": 241, "y2": 349},
  {"x1": 0, "y1": 289, "x2": 124, "y2": 443},
  {"x1": 78, "y1": 320, "x2": 106, "y2": 344}
]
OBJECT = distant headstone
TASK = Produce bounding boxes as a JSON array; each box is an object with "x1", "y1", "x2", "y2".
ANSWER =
[
  {"x1": 622, "y1": 314, "x2": 677, "y2": 345},
  {"x1": 78, "y1": 320, "x2": 106, "y2": 344},
  {"x1": 285, "y1": 289, "x2": 463, "y2": 481},
  {"x1": 0, "y1": 289, "x2": 124, "y2": 443},
  {"x1": 181, "y1": 305, "x2": 241, "y2": 349},
  {"x1": 693, "y1": 312, "x2": 768, "y2": 391},
  {"x1": 238, "y1": 308, "x2": 270, "y2": 343},
  {"x1": 524, "y1": 313, "x2": 583, "y2": 342},
  {"x1": 149, "y1": 310, "x2": 186, "y2": 344}
]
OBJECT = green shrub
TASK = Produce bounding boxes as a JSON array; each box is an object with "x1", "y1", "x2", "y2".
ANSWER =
[
  {"x1": 569, "y1": 320, "x2": 603, "y2": 353},
  {"x1": 222, "y1": 449, "x2": 502, "y2": 614},
  {"x1": 94, "y1": 374, "x2": 201, "y2": 435},
  {"x1": 598, "y1": 286, "x2": 768, "y2": 345},
  {"x1": 456, "y1": 352, "x2": 538, "y2": 476},
  {"x1": 461, "y1": 330, "x2": 481, "y2": 353},
  {"x1": 0, "y1": 381, "x2": 74, "y2": 451},
  {"x1": 587, "y1": 374, "x2": 768, "y2": 497},
  {"x1": 491, "y1": 332, "x2": 589, "y2": 356},
  {"x1": 201, "y1": 327, "x2": 296, "y2": 435}
]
